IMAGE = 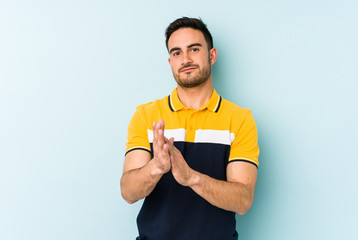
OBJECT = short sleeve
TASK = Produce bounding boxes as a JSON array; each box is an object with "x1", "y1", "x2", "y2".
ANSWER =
[
  {"x1": 125, "y1": 106, "x2": 151, "y2": 155},
  {"x1": 228, "y1": 110, "x2": 260, "y2": 167}
]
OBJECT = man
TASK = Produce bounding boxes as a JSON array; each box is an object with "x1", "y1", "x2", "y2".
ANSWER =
[{"x1": 121, "y1": 17, "x2": 259, "y2": 240}]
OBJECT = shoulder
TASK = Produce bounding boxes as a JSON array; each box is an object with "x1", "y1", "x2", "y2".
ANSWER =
[
  {"x1": 131, "y1": 95, "x2": 171, "y2": 126},
  {"x1": 220, "y1": 97, "x2": 253, "y2": 120},
  {"x1": 127, "y1": 94, "x2": 169, "y2": 133},
  {"x1": 135, "y1": 95, "x2": 169, "y2": 114}
]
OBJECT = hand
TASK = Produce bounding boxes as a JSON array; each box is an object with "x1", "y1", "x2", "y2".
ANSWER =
[
  {"x1": 165, "y1": 138, "x2": 199, "y2": 187},
  {"x1": 151, "y1": 119, "x2": 171, "y2": 174}
]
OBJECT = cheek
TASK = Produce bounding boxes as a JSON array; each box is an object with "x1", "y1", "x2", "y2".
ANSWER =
[
  {"x1": 169, "y1": 63, "x2": 178, "y2": 74},
  {"x1": 170, "y1": 61, "x2": 180, "y2": 72},
  {"x1": 168, "y1": 60, "x2": 174, "y2": 70}
]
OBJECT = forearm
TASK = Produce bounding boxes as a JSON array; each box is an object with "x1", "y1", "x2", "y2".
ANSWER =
[
  {"x1": 190, "y1": 172, "x2": 254, "y2": 215},
  {"x1": 120, "y1": 160, "x2": 163, "y2": 204}
]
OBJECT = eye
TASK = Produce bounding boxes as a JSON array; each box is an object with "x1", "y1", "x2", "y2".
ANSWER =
[
  {"x1": 191, "y1": 48, "x2": 199, "y2": 52},
  {"x1": 173, "y1": 51, "x2": 180, "y2": 56}
]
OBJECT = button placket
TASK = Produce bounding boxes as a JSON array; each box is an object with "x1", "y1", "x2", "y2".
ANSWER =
[{"x1": 185, "y1": 110, "x2": 196, "y2": 142}]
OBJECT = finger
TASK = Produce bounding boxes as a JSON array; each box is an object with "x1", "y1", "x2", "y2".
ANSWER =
[
  {"x1": 158, "y1": 128, "x2": 164, "y2": 148},
  {"x1": 155, "y1": 122, "x2": 163, "y2": 143},
  {"x1": 160, "y1": 143, "x2": 171, "y2": 168},
  {"x1": 159, "y1": 119, "x2": 166, "y2": 141},
  {"x1": 153, "y1": 122, "x2": 164, "y2": 157},
  {"x1": 163, "y1": 137, "x2": 175, "y2": 145},
  {"x1": 153, "y1": 121, "x2": 158, "y2": 153},
  {"x1": 159, "y1": 119, "x2": 165, "y2": 131},
  {"x1": 153, "y1": 121, "x2": 157, "y2": 141},
  {"x1": 163, "y1": 142, "x2": 169, "y2": 155},
  {"x1": 164, "y1": 137, "x2": 174, "y2": 154}
]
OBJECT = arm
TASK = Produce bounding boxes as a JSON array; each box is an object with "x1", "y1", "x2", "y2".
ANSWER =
[
  {"x1": 167, "y1": 140, "x2": 257, "y2": 215},
  {"x1": 120, "y1": 120, "x2": 171, "y2": 204},
  {"x1": 191, "y1": 162, "x2": 257, "y2": 215}
]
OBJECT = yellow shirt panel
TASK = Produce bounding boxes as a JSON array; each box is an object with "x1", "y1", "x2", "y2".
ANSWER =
[{"x1": 125, "y1": 89, "x2": 259, "y2": 167}]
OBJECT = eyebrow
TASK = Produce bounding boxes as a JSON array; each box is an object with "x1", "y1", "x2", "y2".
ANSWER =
[
  {"x1": 188, "y1": 43, "x2": 202, "y2": 48},
  {"x1": 169, "y1": 43, "x2": 203, "y2": 54},
  {"x1": 169, "y1": 47, "x2": 181, "y2": 54}
]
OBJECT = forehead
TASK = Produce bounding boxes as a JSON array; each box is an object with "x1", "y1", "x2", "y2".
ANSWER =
[{"x1": 168, "y1": 28, "x2": 207, "y2": 49}]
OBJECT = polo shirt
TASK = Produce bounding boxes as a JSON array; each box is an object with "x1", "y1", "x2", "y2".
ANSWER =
[{"x1": 125, "y1": 88, "x2": 259, "y2": 240}]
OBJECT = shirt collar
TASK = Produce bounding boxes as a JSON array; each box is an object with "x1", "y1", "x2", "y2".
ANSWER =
[{"x1": 168, "y1": 88, "x2": 222, "y2": 113}]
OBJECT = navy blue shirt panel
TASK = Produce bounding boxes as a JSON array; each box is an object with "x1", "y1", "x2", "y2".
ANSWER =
[{"x1": 136, "y1": 142, "x2": 238, "y2": 240}]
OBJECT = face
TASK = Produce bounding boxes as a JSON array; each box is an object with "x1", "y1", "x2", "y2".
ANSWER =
[{"x1": 167, "y1": 28, "x2": 217, "y2": 88}]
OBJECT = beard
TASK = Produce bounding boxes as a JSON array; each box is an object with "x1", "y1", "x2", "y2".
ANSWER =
[{"x1": 172, "y1": 61, "x2": 211, "y2": 88}]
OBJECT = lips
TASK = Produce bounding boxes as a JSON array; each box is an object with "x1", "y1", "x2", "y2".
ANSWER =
[{"x1": 180, "y1": 65, "x2": 198, "y2": 73}]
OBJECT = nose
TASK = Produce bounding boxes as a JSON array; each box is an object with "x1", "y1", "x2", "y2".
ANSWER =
[{"x1": 182, "y1": 52, "x2": 192, "y2": 65}]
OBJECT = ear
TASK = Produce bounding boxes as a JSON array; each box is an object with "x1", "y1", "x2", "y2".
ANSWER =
[
  {"x1": 168, "y1": 57, "x2": 171, "y2": 64},
  {"x1": 209, "y1": 48, "x2": 217, "y2": 65}
]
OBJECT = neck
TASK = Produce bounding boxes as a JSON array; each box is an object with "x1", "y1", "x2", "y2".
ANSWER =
[{"x1": 176, "y1": 78, "x2": 213, "y2": 110}]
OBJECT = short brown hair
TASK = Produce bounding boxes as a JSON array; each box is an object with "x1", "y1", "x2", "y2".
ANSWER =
[{"x1": 165, "y1": 17, "x2": 214, "y2": 51}]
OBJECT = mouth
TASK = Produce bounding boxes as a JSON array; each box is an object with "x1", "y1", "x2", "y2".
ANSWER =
[{"x1": 180, "y1": 65, "x2": 198, "y2": 73}]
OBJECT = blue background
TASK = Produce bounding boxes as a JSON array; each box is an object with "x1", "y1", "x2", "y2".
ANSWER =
[{"x1": 1, "y1": 0, "x2": 357, "y2": 239}]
